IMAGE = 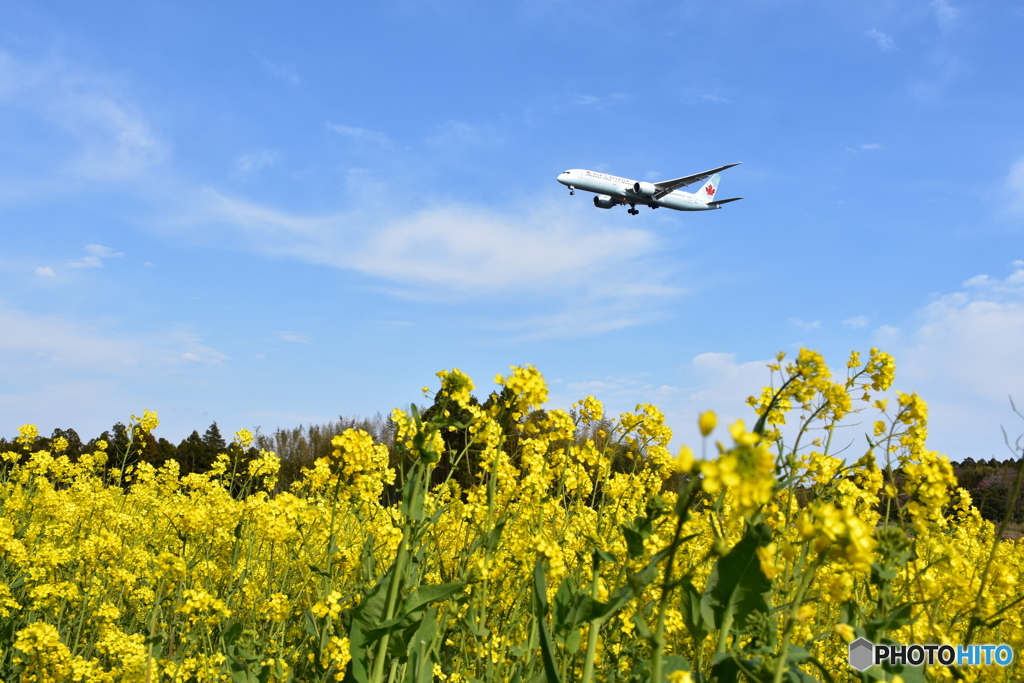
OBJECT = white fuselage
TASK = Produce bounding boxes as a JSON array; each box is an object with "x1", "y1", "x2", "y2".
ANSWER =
[{"x1": 556, "y1": 169, "x2": 714, "y2": 211}]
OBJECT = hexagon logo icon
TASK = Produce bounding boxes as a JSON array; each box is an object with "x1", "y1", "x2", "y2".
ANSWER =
[{"x1": 849, "y1": 638, "x2": 874, "y2": 671}]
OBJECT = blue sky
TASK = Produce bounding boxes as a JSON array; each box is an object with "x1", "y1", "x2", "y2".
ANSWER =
[{"x1": 1, "y1": 1, "x2": 1023, "y2": 461}]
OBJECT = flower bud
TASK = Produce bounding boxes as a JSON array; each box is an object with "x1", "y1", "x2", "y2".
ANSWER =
[{"x1": 698, "y1": 410, "x2": 717, "y2": 437}]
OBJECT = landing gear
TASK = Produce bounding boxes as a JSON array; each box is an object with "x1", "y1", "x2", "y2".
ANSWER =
[
  {"x1": 649, "y1": 204, "x2": 657, "y2": 209},
  {"x1": 628, "y1": 203, "x2": 638, "y2": 215},
  {"x1": 568, "y1": 186, "x2": 575, "y2": 195}
]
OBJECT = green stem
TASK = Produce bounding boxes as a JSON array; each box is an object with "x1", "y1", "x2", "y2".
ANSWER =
[
  {"x1": 369, "y1": 466, "x2": 421, "y2": 683},
  {"x1": 651, "y1": 506, "x2": 687, "y2": 683},
  {"x1": 772, "y1": 555, "x2": 819, "y2": 683}
]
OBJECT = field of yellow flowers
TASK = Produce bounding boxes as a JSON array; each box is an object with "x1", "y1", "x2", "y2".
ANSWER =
[{"x1": 2, "y1": 348, "x2": 1023, "y2": 683}]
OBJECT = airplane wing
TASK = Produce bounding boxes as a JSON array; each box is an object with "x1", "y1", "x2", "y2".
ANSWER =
[{"x1": 652, "y1": 162, "x2": 742, "y2": 200}]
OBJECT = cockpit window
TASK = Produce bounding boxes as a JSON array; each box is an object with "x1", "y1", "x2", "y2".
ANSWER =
[{"x1": 563, "y1": 170, "x2": 571, "y2": 174}]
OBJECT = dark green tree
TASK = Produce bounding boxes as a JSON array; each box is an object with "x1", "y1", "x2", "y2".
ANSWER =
[
  {"x1": 49, "y1": 428, "x2": 86, "y2": 461},
  {"x1": 177, "y1": 429, "x2": 216, "y2": 475},
  {"x1": 203, "y1": 422, "x2": 227, "y2": 452}
]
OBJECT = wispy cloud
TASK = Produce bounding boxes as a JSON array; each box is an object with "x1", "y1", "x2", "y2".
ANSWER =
[
  {"x1": 679, "y1": 90, "x2": 731, "y2": 105},
  {"x1": 425, "y1": 120, "x2": 502, "y2": 149},
  {"x1": 0, "y1": 304, "x2": 227, "y2": 373},
  {"x1": 931, "y1": 0, "x2": 961, "y2": 28},
  {"x1": 1004, "y1": 157, "x2": 1024, "y2": 215},
  {"x1": 846, "y1": 143, "x2": 883, "y2": 156},
  {"x1": 326, "y1": 123, "x2": 391, "y2": 146},
  {"x1": 565, "y1": 92, "x2": 631, "y2": 108},
  {"x1": 0, "y1": 50, "x2": 165, "y2": 184},
  {"x1": 866, "y1": 28, "x2": 895, "y2": 51},
  {"x1": 172, "y1": 190, "x2": 678, "y2": 337},
  {"x1": 35, "y1": 266, "x2": 55, "y2": 277},
  {"x1": 251, "y1": 52, "x2": 301, "y2": 85},
  {"x1": 234, "y1": 149, "x2": 280, "y2": 174},
  {"x1": 789, "y1": 317, "x2": 821, "y2": 331},
  {"x1": 278, "y1": 332, "x2": 311, "y2": 344},
  {"x1": 844, "y1": 315, "x2": 869, "y2": 329},
  {"x1": 67, "y1": 244, "x2": 125, "y2": 269}
]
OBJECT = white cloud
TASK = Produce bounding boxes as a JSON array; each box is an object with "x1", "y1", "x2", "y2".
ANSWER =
[
  {"x1": 789, "y1": 317, "x2": 821, "y2": 331},
  {"x1": 171, "y1": 190, "x2": 677, "y2": 338},
  {"x1": 194, "y1": 191, "x2": 661, "y2": 292},
  {"x1": 885, "y1": 263, "x2": 1024, "y2": 458},
  {"x1": 0, "y1": 50, "x2": 164, "y2": 183},
  {"x1": 680, "y1": 90, "x2": 731, "y2": 105},
  {"x1": 252, "y1": 52, "x2": 300, "y2": 86},
  {"x1": 0, "y1": 304, "x2": 226, "y2": 374},
  {"x1": 0, "y1": 307, "x2": 232, "y2": 441},
  {"x1": 860, "y1": 143, "x2": 882, "y2": 151},
  {"x1": 327, "y1": 123, "x2": 391, "y2": 146},
  {"x1": 35, "y1": 266, "x2": 55, "y2": 277},
  {"x1": 234, "y1": 149, "x2": 280, "y2": 174},
  {"x1": 668, "y1": 352, "x2": 773, "y2": 446},
  {"x1": 169, "y1": 332, "x2": 230, "y2": 365},
  {"x1": 279, "y1": 332, "x2": 311, "y2": 344},
  {"x1": 64, "y1": 95, "x2": 163, "y2": 180},
  {"x1": 425, "y1": 120, "x2": 502, "y2": 149},
  {"x1": 570, "y1": 94, "x2": 600, "y2": 106},
  {"x1": 873, "y1": 324, "x2": 901, "y2": 345},
  {"x1": 931, "y1": 0, "x2": 961, "y2": 27},
  {"x1": 844, "y1": 315, "x2": 869, "y2": 328},
  {"x1": 1005, "y1": 157, "x2": 1024, "y2": 215},
  {"x1": 866, "y1": 29, "x2": 895, "y2": 52},
  {"x1": 67, "y1": 244, "x2": 124, "y2": 269}
]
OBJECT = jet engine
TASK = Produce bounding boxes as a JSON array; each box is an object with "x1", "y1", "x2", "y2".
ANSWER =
[
  {"x1": 593, "y1": 195, "x2": 618, "y2": 209},
  {"x1": 632, "y1": 181, "x2": 657, "y2": 195}
]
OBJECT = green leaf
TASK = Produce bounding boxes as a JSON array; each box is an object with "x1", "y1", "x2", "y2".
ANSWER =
[
  {"x1": 553, "y1": 577, "x2": 575, "y2": 633},
  {"x1": 708, "y1": 653, "x2": 741, "y2": 683},
  {"x1": 303, "y1": 609, "x2": 320, "y2": 640},
  {"x1": 404, "y1": 605, "x2": 439, "y2": 683},
  {"x1": 222, "y1": 621, "x2": 244, "y2": 646},
  {"x1": 484, "y1": 520, "x2": 506, "y2": 552},
  {"x1": 700, "y1": 522, "x2": 772, "y2": 634},
  {"x1": 661, "y1": 655, "x2": 692, "y2": 681},
  {"x1": 532, "y1": 557, "x2": 564, "y2": 683},
  {"x1": 231, "y1": 669, "x2": 256, "y2": 683},
  {"x1": 346, "y1": 566, "x2": 396, "y2": 683},
  {"x1": 678, "y1": 576, "x2": 711, "y2": 648},
  {"x1": 622, "y1": 525, "x2": 647, "y2": 558},
  {"x1": 400, "y1": 581, "x2": 466, "y2": 616},
  {"x1": 589, "y1": 546, "x2": 673, "y2": 623},
  {"x1": 308, "y1": 563, "x2": 331, "y2": 579},
  {"x1": 867, "y1": 603, "x2": 914, "y2": 637}
]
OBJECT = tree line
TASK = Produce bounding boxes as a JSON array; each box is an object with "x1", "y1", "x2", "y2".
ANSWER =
[{"x1": 4, "y1": 397, "x2": 1021, "y2": 523}]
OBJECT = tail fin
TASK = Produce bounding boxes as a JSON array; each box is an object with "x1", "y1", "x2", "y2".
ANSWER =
[{"x1": 697, "y1": 173, "x2": 722, "y2": 203}]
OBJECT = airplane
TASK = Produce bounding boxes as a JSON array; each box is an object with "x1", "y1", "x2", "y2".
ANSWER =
[{"x1": 556, "y1": 163, "x2": 742, "y2": 215}]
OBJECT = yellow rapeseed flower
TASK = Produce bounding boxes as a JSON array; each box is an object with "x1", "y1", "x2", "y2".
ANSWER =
[{"x1": 698, "y1": 410, "x2": 717, "y2": 437}]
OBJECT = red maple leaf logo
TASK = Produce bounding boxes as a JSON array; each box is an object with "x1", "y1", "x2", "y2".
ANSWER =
[{"x1": 705, "y1": 184, "x2": 716, "y2": 196}]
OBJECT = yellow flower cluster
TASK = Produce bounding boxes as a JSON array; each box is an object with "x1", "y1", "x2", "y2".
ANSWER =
[
  {"x1": 495, "y1": 363, "x2": 548, "y2": 417},
  {"x1": 2, "y1": 350, "x2": 1023, "y2": 682},
  {"x1": 699, "y1": 420, "x2": 775, "y2": 522}
]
